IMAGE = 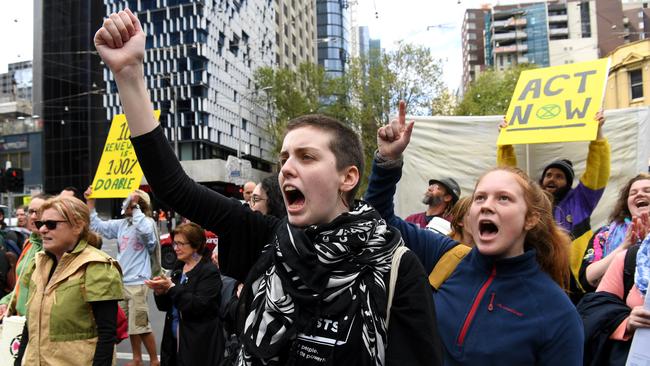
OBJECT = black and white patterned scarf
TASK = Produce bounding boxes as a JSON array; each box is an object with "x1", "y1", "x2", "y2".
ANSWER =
[{"x1": 238, "y1": 201, "x2": 403, "y2": 366}]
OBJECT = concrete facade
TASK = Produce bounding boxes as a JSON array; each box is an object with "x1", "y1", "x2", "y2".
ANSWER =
[
  {"x1": 104, "y1": 0, "x2": 277, "y2": 172},
  {"x1": 461, "y1": 8, "x2": 488, "y2": 93},
  {"x1": 275, "y1": 0, "x2": 317, "y2": 70}
]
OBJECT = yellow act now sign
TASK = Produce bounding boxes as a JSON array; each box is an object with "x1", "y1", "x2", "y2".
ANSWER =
[
  {"x1": 497, "y1": 58, "x2": 610, "y2": 145},
  {"x1": 89, "y1": 111, "x2": 160, "y2": 198}
]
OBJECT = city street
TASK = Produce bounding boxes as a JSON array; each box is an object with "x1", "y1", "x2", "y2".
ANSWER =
[{"x1": 102, "y1": 237, "x2": 165, "y2": 365}]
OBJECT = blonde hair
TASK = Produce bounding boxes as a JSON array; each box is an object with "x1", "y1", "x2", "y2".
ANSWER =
[
  {"x1": 39, "y1": 196, "x2": 101, "y2": 248},
  {"x1": 449, "y1": 196, "x2": 472, "y2": 243},
  {"x1": 475, "y1": 167, "x2": 571, "y2": 290},
  {"x1": 132, "y1": 189, "x2": 153, "y2": 217}
]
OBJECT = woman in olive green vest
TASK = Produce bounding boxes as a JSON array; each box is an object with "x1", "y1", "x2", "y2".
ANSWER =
[{"x1": 15, "y1": 196, "x2": 123, "y2": 366}]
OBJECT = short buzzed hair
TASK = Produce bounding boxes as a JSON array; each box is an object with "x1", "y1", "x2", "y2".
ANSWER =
[{"x1": 285, "y1": 114, "x2": 363, "y2": 207}]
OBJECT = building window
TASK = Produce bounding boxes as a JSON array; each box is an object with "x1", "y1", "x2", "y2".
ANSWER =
[
  {"x1": 580, "y1": 1, "x2": 591, "y2": 38},
  {"x1": 630, "y1": 69, "x2": 644, "y2": 100}
]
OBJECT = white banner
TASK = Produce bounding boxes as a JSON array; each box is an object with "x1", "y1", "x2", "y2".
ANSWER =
[{"x1": 396, "y1": 107, "x2": 650, "y2": 230}]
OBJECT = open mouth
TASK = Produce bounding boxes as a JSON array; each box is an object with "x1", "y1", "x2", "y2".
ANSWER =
[
  {"x1": 635, "y1": 199, "x2": 649, "y2": 209},
  {"x1": 544, "y1": 183, "x2": 557, "y2": 191},
  {"x1": 284, "y1": 185, "x2": 305, "y2": 209},
  {"x1": 479, "y1": 219, "x2": 499, "y2": 238}
]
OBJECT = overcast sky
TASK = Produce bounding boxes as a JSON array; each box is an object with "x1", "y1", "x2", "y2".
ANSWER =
[
  {"x1": 356, "y1": 0, "x2": 489, "y2": 91},
  {"x1": 0, "y1": 0, "x2": 488, "y2": 90},
  {"x1": 0, "y1": 1, "x2": 33, "y2": 74}
]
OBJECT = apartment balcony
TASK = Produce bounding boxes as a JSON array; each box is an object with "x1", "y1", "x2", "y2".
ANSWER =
[
  {"x1": 493, "y1": 31, "x2": 528, "y2": 42},
  {"x1": 548, "y1": 14, "x2": 568, "y2": 23},
  {"x1": 493, "y1": 9, "x2": 526, "y2": 21},
  {"x1": 493, "y1": 44, "x2": 528, "y2": 54},
  {"x1": 549, "y1": 28, "x2": 569, "y2": 37},
  {"x1": 492, "y1": 18, "x2": 527, "y2": 28}
]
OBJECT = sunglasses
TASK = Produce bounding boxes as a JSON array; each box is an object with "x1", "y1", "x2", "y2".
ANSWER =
[{"x1": 34, "y1": 220, "x2": 68, "y2": 230}]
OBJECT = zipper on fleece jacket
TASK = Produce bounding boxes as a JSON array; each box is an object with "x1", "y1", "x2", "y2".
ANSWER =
[
  {"x1": 487, "y1": 292, "x2": 495, "y2": 312},
  {"x1": 457, "y1": 265, "x2": 497, "y2": 346}
]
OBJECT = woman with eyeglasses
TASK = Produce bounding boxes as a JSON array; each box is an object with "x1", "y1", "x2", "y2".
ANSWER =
[
  {"x1": 249, "y1": 175, "x2": 287, "y2": 219},
  {"x1": 14, "y1": 196, "x2": 123, "y2": 366},
  {"x1": 145, "y1": 222, "x2": 224, "y2": 366}
]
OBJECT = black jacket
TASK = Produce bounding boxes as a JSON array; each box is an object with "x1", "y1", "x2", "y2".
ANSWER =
[
  {"x1": 577, "y1": 291, "x2": 632, "y2": 366},
  {"x1": 154, "y1": 259, "x2": 225, "y2": 366},
  {"x1": 132, "y1": 126, "x2": 443, "y2": 365}
]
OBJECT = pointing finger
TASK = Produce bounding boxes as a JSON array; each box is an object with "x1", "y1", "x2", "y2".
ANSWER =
[{"x1": 399, "y1": 100, "x2": 406, "y2": 127}]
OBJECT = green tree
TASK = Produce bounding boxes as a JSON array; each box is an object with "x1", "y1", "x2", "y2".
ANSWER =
[
  {"x1": 254, "y1": 63, "x2": 350, "y2": 156},
  {"x1": 254, "y1": 44, "x2": 446, "y2": 196},
  {"x1": 346, "y1": 51, "x2": 394, "y2": 195},
  {"x1": 455, "y1": 64, "x2": 536, "y2": 116},
  {"x1": 388, "y1": 43, "x2": 445, "y2": 115},
  {"x1": 430, "y1": 88, "x2": 457, "y2": 116}
]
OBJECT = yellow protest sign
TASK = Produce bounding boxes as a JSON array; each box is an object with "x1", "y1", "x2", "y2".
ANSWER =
[
  {"x1": 497, "y1": 58, "x2": 610, "y2": 145},
  {"x1": 89, "y1": 111, "x2": 160, "y2": 198}
]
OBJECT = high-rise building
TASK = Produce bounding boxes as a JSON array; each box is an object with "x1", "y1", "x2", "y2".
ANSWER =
[
  {"x1": 461, "y1": 8, "x2": 488, "y2": 94},
  {"x1": 487, "y1": 2, "x2": 551, "y2": 70},
  {"x1": 462, "y1": 1, "x2": 627, "y2": 93},
  {"x1": 623, "y1": 1, "x2": 650, "y2": 41},
  {"x1": 103, "y1": 0, "x2": 276, "y2": 184},
  {"x1": 0, "y1": 61, "x2": 33, "y2": 102},
  {"x1": 34, "y1": 0, "x2": 106, "y2": 193},
  {"x1": 316, "y1": 0, "x2": 350, "y2": 77},
  {"x1": 357, "y1": 25, "x2": 370, "y2": 59},
  {"x1": 0, "y1": 60, "x2": 41, "y2": 190},
  {"x1": 275, "y1": 0, "x2": 317, "y2": 70}
]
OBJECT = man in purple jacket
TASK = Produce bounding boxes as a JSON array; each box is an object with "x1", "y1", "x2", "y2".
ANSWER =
[{"x1": 497, "y1": 111, "x2": 609, "y2": 302}]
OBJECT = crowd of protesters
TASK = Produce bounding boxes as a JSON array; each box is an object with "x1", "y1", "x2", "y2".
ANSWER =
[{"x1": 1, "y1": 7, "x2": 649, "y2": 366}]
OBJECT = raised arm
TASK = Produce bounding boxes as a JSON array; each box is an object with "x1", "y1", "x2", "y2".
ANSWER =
[
  {"x1": 580, "y1": 111, "x2": 610, "y2": 192},
  {"x1": 94, "y1": 9, "x2": 156, "y2": 137},
  {"x1": 364, "y1": 101, "x2": 458, "y2": 272},
  {"x1": 95, "y1": 10, "x2": 278, "y2": 280},
  {"x1": 496, "y1": 117, "x2": 517, "y2": 167}
]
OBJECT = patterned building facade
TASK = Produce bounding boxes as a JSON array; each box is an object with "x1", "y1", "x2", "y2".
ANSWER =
[{"x1": 104, "y1": 0, "x2": 276, "y2": 169}]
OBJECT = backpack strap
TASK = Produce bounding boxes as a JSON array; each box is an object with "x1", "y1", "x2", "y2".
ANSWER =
[
  {"x1": 386, "y1": 246, "x2": 409, "y2": 328},
  {"x1": 623, "y1": 244, "x2": 641, "y2": 303},
  {"x1": 428, "y1": 244, "x2": 471, "y2": 290}
]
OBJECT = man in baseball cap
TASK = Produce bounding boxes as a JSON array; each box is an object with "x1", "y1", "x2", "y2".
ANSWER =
[{"x1": 405, "y1": 177, "x2": 460, "y2": 229}]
